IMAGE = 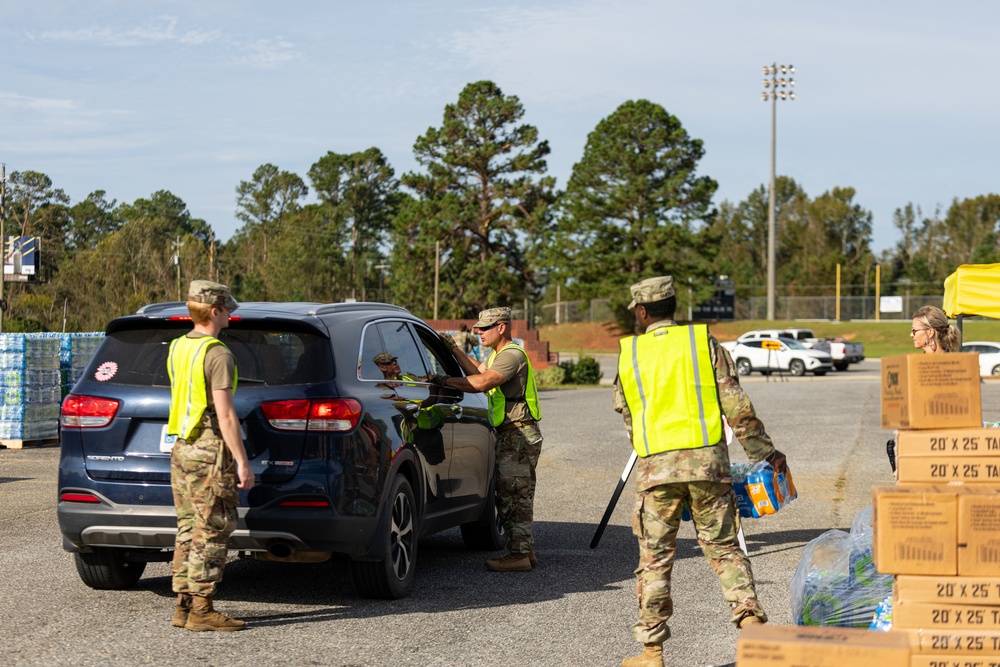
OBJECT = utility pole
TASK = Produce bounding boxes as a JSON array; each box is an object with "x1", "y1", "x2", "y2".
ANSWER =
[
  {"x1": 761, "y1": 62, "x2": 796, "y2": 320},
  {"x1": 434, "y1": 240, "x2": 440, "y2": 320},
  {"x1": 172, "y1": 236, "x2": 184, "y2": 301}
]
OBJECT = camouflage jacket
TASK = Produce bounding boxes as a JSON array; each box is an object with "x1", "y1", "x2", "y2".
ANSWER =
[{"x1": 613, "y1": 319, "x2": 776, "y2": 491}]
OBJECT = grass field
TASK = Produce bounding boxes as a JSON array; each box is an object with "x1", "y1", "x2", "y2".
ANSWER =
[{"x1": 539, "y1": 318, "x2": 1000, "y2": 358}]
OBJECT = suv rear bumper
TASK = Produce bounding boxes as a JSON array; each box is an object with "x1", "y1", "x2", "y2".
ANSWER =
[{"x1": 59, "y1": 495, "x2": 379, "y2": 559}]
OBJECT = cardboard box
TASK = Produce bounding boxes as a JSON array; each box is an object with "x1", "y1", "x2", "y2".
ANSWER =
[
  {"x1": 896, "y1": 428, "x2": 1000, "y2": 457},
  {"x1": 893, "y1": 600, "x2": 1000, "y2": 630},
  {"x1": 881, "y1": 354, "x2": 982, "y2": 429},
  {"x1": 910, "y1": 656, "x2": 1000, "y2": 667},
  {"x1": 959, "y1": 493, "x2": 1000, "y2": 576},
  {"x1": 903, "y1": 628, "x2": 1000, "y2": 655},
  {"x1": 736, "y1": 624, "x2": 909, "y2": 667},
  {"x1": 873, "y1": 485, "x2": 958, "y2": 575},
  {"x1": 898, "y1": 458, "x2": 1000, "y2": 484},
  {"x1": 895, "y1": 576, "x2": 1000, "y2": 605}
]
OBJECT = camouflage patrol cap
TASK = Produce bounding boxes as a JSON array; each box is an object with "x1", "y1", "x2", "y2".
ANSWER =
[
  {"x1": 474, "y1": 307, "x2": 511, "y2": 329},
  {"x1": 373, "y1": 352, "x2": 398, "y2": 365},
  {"x1": 628, "y1": 276, "x2": 675, "y2": 309},
  {"x1": 187, "y1": 280, "x2": 238, "y2": 311}
]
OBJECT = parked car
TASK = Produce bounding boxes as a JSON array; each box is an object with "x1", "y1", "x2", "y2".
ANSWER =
[
  {"x1": 726, "y1": 337, "x2": 834, "y2": 377},
  {"x1": 960, "y1": 341, "x2": 1000, "y2": 376},
  {"x1": 726, "y1": 328, "x2": 863, "y2": 371},
  {"x1": 58, "y1": 301, "x2": 503, "y2": 600}
]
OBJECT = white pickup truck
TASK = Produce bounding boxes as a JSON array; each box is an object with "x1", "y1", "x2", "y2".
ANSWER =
[
  {"x1": 781, "y1": 328, "x2": 864, "y2": 371},
  {"x1": 722, "y1": 328, "x2": 864, "y2": 372}
]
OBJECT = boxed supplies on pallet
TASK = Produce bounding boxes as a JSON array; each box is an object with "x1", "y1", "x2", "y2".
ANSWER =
[
  {"x1": 893, "y1": 600, "x2": 1000, "y2": 630},
  {"x1": 897, "y1": 457, "x2": 1000, "y2": 483},
  {"x1": 901, "y1": 628, "x2": 1000, "y2": 656},
  {"x1": 873, "y1": 486, "x2": 1000, "y2": 576},
  {"x1": 873, "y1": 485, "x2": 958, "y2": 575},
  {"x1": 895, "y1": 576, "x2": 1000, "y2": 605},
  {"x1": 881, "y1": 354, "x2": 982, "y2": 429},
  {"x1": 895, "y1": 428, "x2": 1000, "y2": 457},
  {"x1": 736, "y1": 624, "x2": 910, "y2": 666}
]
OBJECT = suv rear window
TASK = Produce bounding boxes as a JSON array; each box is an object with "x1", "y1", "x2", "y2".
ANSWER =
[{"x1": 84, "y1": 324, "x2": 332, "y2": 387}]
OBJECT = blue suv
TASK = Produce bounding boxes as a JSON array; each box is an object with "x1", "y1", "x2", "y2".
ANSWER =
[{"x1": 58, "y1": 301, "x2": 502, "y2": 599}]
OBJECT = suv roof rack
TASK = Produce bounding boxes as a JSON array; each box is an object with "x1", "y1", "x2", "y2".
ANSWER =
[
  {"x1": 136, "y1": 302, "x2": 187, "y2": 314},
  {"x1": 306, "y1": 302, "x2": 410, "y2": 317}
]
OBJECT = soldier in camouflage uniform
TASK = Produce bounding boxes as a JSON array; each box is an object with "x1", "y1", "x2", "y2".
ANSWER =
[
  {"x1": 613, "y1": 276, "x2": 787, "y2": 667},
  {"x1": 168, "y1": 280, "x2": 255, "y2": 632},
  {"x1": 436, "y1": 307, "x2": 543, "y2": 572}
]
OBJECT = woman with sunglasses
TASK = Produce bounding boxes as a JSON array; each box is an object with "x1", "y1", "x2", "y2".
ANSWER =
[{"x1": 910, "y1": 305, "x2": 961, "y2": 354}]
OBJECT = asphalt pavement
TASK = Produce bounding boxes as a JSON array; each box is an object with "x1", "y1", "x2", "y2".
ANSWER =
[{"x1": 4, "y1": 375, "x2": 999, "y2": 666}]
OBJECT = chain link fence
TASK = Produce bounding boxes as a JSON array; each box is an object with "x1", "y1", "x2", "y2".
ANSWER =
[{"x1": 536, "y1": 295, "x2": 944, "y2": 325}]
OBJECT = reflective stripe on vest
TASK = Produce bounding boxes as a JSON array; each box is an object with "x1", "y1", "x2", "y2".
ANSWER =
[
  {"x1": 167, "y1": 335, "x2": 237, "y2": 441},
  {"x1": 485, "y1": 341, "x2": 541, "y2": 428},
  {"x1": 617, "y1": 324, "x2": 722, "y2": 457}
]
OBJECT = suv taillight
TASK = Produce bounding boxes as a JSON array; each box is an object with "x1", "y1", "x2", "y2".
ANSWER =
[
  {"x1": 61, "y1": 394, "x2": 120, "y2": 428},
  {"x1": 261, "y1": 399, "x2": 361, "y2": 433}
]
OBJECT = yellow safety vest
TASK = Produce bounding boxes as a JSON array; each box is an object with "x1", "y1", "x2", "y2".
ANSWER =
[
  {"x1": 486, "y1": 341, "x2": 541, "y2": 428},
  {"x1": 167, "y1": 335, "x2": 238, "y2": 441},
  {"x1": 617, "y1": 324, "x2": 722, "y2": 457}
]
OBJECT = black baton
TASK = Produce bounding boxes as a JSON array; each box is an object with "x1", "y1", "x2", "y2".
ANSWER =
[{"x1": 590, "y1": 450, "x2": 638, "y2": 549}]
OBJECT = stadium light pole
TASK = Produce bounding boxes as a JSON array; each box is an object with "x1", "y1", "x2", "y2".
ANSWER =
[{"x1": 761, "y1": 62, "x2": 796, "y2": 320}]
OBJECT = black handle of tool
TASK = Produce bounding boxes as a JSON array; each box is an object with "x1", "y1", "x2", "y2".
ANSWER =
[
  {"x1": 886, "y1": 439, "x2": 896, "y2": 473},
  {"x1": 590, "y1": 450, "x2": 638, "y2": 549}
]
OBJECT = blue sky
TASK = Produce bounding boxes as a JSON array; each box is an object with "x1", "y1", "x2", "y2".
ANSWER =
[{"x1": 3, "y1": 1, "x2": 998, "y2": 253}]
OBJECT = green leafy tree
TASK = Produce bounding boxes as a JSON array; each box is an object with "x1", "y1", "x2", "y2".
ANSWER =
[
  {"x1": 710, "y1": 176, "x2": 808, "y2": 293},
  {"x1": 49, "y1": 218, "x2": 210, "y2": 330},
  {"x1": 234, "y1": 163, "x2": 307, "y2": 259},
  {"x1": 797, "y1": 187, "x2": 875, "y2": 294},
  {"x1": 940, "y1": 194, "x2": 1000, "y2": 266},
  {"x1": 115, "y1": 190, "x2": 213, "y2": 245},
  {"x1": 228, "y1": 164, "x2": 308, "y2": 299},
  {"x1": 67, "y1": 191, "x2": 120, "y2": 251},
  {"x1": 308, "y1": 148, "x2": 400, "y2": 300},
  {"x1": 394, "y1": 80, "x2": 555, "y2": 318},
  {"x1": 552, "y1": 99, "x2": 718, "y2": 324}
]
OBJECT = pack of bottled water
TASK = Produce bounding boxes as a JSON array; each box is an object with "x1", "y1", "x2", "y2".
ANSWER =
[{"x1": 0, "y1": 419, "x2": 59, "y2": 440}]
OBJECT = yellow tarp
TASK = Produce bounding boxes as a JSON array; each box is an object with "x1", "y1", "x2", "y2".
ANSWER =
[{"x1": 943, "y1": 263, "x2": 1000, "y2": 319}]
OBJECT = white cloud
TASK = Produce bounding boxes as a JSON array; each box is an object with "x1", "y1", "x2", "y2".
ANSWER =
[
  {"x1": 37, "y1": 15, "x2": 218, "y2": 47},
  {"x1": 0, "y1": 92, "x2": 76, "y2": 111},
  {"x1": 233, "y1": 38, "x2": 301, "y2": 69}
]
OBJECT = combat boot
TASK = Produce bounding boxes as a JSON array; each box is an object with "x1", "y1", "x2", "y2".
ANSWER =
[
  {"x1": 485, "y1": 551, "x2": 531, "y2": 572},
  {"x1": 171, "y1": 593, "x2": 192, "y2": 628},
  {"x1": 184, "y1": 595, "x2": 246, "y2": 632},
  {"x1": 528, "y1": 549, "x2": 539, "y2": 568},
  {"x1": 738, "y1": 615, "x2": 765, "y2": 629},
  {"x1": 621, "y1": 643, "x2": 663, "y2": 667}
]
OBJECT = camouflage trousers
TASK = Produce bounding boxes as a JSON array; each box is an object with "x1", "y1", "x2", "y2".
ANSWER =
[
  {"x1": 496, "y1": 422, "x2": 543, "y2": 554},
  {"x1": 170, "y1": 436, "x2": 238, "y2": 597},
  {"x1": 631, "y1": 480, "x2": 766, "y2": 644}
]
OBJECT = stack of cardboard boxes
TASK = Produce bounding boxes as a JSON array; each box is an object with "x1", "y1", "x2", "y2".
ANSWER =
[
  {"x1": 736, "y1": 352, "x2": 998, "y2": 667},
  {"x1": 874, "y1": 352, "x2": 1000, "y2": 666}
]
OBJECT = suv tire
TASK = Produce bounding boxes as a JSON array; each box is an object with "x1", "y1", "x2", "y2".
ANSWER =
[
  {"x1": 350, "y1": 475, "x2": 417, "y2": 599},
  {"x1": 460, "y1": 474, "x2": 507, "y2": 551},
  {"x1": 789, "y1": 359, "x2": 806, "y2": 376},
  {"x1": 735, "y1": 358, "x2": 752, "y2": 376},
  {"x1": 74, "y1": 549, "x2": 147, "y2": 590}
]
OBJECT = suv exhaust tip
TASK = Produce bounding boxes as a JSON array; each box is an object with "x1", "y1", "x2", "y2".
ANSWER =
[{"x1": 255, "y1": 540, "x2": 332, "y2": 563}]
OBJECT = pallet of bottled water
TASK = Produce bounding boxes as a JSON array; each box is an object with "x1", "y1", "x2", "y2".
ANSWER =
[
  {"x1": 0, "y1": 334, "x2": 64, "y2": 449},
  {"x1": 44, "y1": 332, "x2": 105, "y2": 396}
]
